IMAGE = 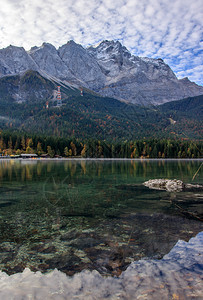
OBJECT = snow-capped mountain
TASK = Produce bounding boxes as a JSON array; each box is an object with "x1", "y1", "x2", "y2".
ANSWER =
[{"x1": 0, "y1": 40, "x2": 202, "y2": 105}]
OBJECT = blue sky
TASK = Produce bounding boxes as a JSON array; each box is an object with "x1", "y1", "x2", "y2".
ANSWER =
[{"x1": 0, "y1": 0, "x2": 202, "y2": 85}]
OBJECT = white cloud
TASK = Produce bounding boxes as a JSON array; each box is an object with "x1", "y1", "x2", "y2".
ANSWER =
[
  {"x1": 0, "y1": 0, "x2": 202, "y2": 84},
  {"x1": 176, "y1": 65, "x2": 203, "y2": 83}
]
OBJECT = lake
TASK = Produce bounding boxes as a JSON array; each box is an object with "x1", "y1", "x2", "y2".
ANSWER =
[{"x1": 0, "y1": 159, "x2": 202, "y2": 278}]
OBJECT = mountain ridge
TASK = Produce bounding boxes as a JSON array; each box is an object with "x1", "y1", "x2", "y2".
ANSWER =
[{"x1": 0, "y1": 40, "x2": 202, "y2": 105}]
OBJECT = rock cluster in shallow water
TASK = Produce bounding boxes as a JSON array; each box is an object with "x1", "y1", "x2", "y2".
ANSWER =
[
  {"x1": 0, "y1": 232, "x2": 202, "y2": 300},
  {"x1": 144, "y1": 179, "x2": 203, "y2": 192}
]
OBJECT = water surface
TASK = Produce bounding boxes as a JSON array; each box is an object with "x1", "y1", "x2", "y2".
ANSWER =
[{"x1": 0, "y1": 159, "x2": 202, "y2": 276}]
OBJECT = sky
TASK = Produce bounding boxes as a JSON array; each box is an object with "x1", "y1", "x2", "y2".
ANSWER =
[{"x1": 0, "y1": 0, "x2": 202, "y2": 85}]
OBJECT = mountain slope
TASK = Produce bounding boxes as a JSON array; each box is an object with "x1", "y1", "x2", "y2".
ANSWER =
[
  {"x1": 158, "y1": 95, "x2": 203, "y2": 139},
  {"x1": 0, "y1": 40, "x2": 202, "y2": 105},
  {"x1": 159, "y1": 94, "x2": 203, "y2": 120},
  {"x1": 0, "y1": 72, "x2": 202, "y2": 140},
  {"x1": 0, "y1": 70, "x2": 54, "y2": 104}
]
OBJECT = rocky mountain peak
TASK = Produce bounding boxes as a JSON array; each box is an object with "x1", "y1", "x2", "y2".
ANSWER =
[
  {"x1": 90, "y1": 40, "x2": 127, "y2": 52},
  {"x1": 29, "y1": 42, "x2": 57, "y2": 55},
  {"x1": 88, "y1": 39, "x2": 131, "y2": 61},
  {"x1": 137, "y1": 56, "x2": 177, "y2": 81},
  {"x1": 180, "y1": 77, "x2": 190, "y2": 82},
  {"x1": 58, "y1": 41, "x2": 106, "y2": 88},
  {"x1": 66, "y1": 40, "x2": 81, "y2": 47},
  {"x1": 87, "y1": 40, "x2": 132, "y2": 78},
  {"x1": 28, "y1": 42, "x2": 75, "y2": 81},
  {"x1": 6, "y1": 45, "x2": 24, "y2": 51},
  {"x1": 58, "y1": 40, "x2": 86, "y2": 60},
  {"x1": 0, "y1": 45, "x2": 38, "y2": 76},
  {"x1": 42, "y1": 42, "x2": 55, "y2": 48}
]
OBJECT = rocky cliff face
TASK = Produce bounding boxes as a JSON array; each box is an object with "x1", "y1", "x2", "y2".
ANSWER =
[
  {"x1": 87, "y1": 41, "x2": 203, "y2": 104},
  {"x1": 28, "y1": 43, "x2": 76, "y2": 82},
  {"x1": 0, "y1": 41, "x2": 202, "y2": 105},
  {"x1": 87, "y1": 40, "x2": 176, "y2": 82},
  {"x1": 58, "y1": 41, "x2": 106, "y2": 89},
  {"x1": 0, "y1": 45, "x2": 38, "y2": 76}
]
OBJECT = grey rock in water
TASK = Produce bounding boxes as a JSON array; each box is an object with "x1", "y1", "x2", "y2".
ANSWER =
[
  {"x1": 144, "y1": 179, "x2": 184, "y2": 192},
  {"x1": 144, "y1": 179, "x2": 203, "y2": 192},
  {"x1": 0, "y1": 40, "x2": 203, "y2": 105}
]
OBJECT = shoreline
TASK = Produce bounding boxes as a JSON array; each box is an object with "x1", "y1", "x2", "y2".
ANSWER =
[{"x1": 0, "y1": 157, "x2": 203, "y2": 161}]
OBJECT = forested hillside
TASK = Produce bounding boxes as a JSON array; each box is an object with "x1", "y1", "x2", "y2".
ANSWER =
[{"x1": 0, "y1": 71, "x2": 202, "y2": 146}]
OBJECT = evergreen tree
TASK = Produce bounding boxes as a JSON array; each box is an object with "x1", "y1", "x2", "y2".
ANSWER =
[
  {"x1": 21, "y1": 136, "x2": 26, "y2": 151},
  {"x1": 16, "y1": 149, "x2": 21, "y2": 155},
  {"x1": 26, "y1": 146, "x2": 32, "y2": 154},
  {"x1": 47, "y1": 146, "x2": 55, "y2": 158},
  {"x1": 37, "y1": 142, "x2": 43, "y2": 156},
  {"x1": 0, "y1": 138, "x2": 4, "y2": 151},
  {"x1": 64, "y1": 147, "x2": 69, "y2": 157},
  {"x1": 70, "y1": 142, "x2": 77, "y2": 156},
  {"x1": 81, "y1": 144, "x2": 87, "y2": 158},
  {"x1": 8, "y1": 136, "x2": 13, "y2": 150}
]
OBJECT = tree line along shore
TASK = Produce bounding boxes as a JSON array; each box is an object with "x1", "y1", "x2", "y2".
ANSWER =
[{"x1": 0, "y1": 132, "x2": 202, "y2": 159}]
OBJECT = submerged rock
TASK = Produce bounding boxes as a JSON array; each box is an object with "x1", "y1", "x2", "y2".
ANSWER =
[{"x1": 143, "y1": 179, "x2": 203, "y2": 192}]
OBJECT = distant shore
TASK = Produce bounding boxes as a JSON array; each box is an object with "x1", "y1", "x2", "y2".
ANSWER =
[{"x1": 0, "y1": 157, "x2": 202, "y2": 161}]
